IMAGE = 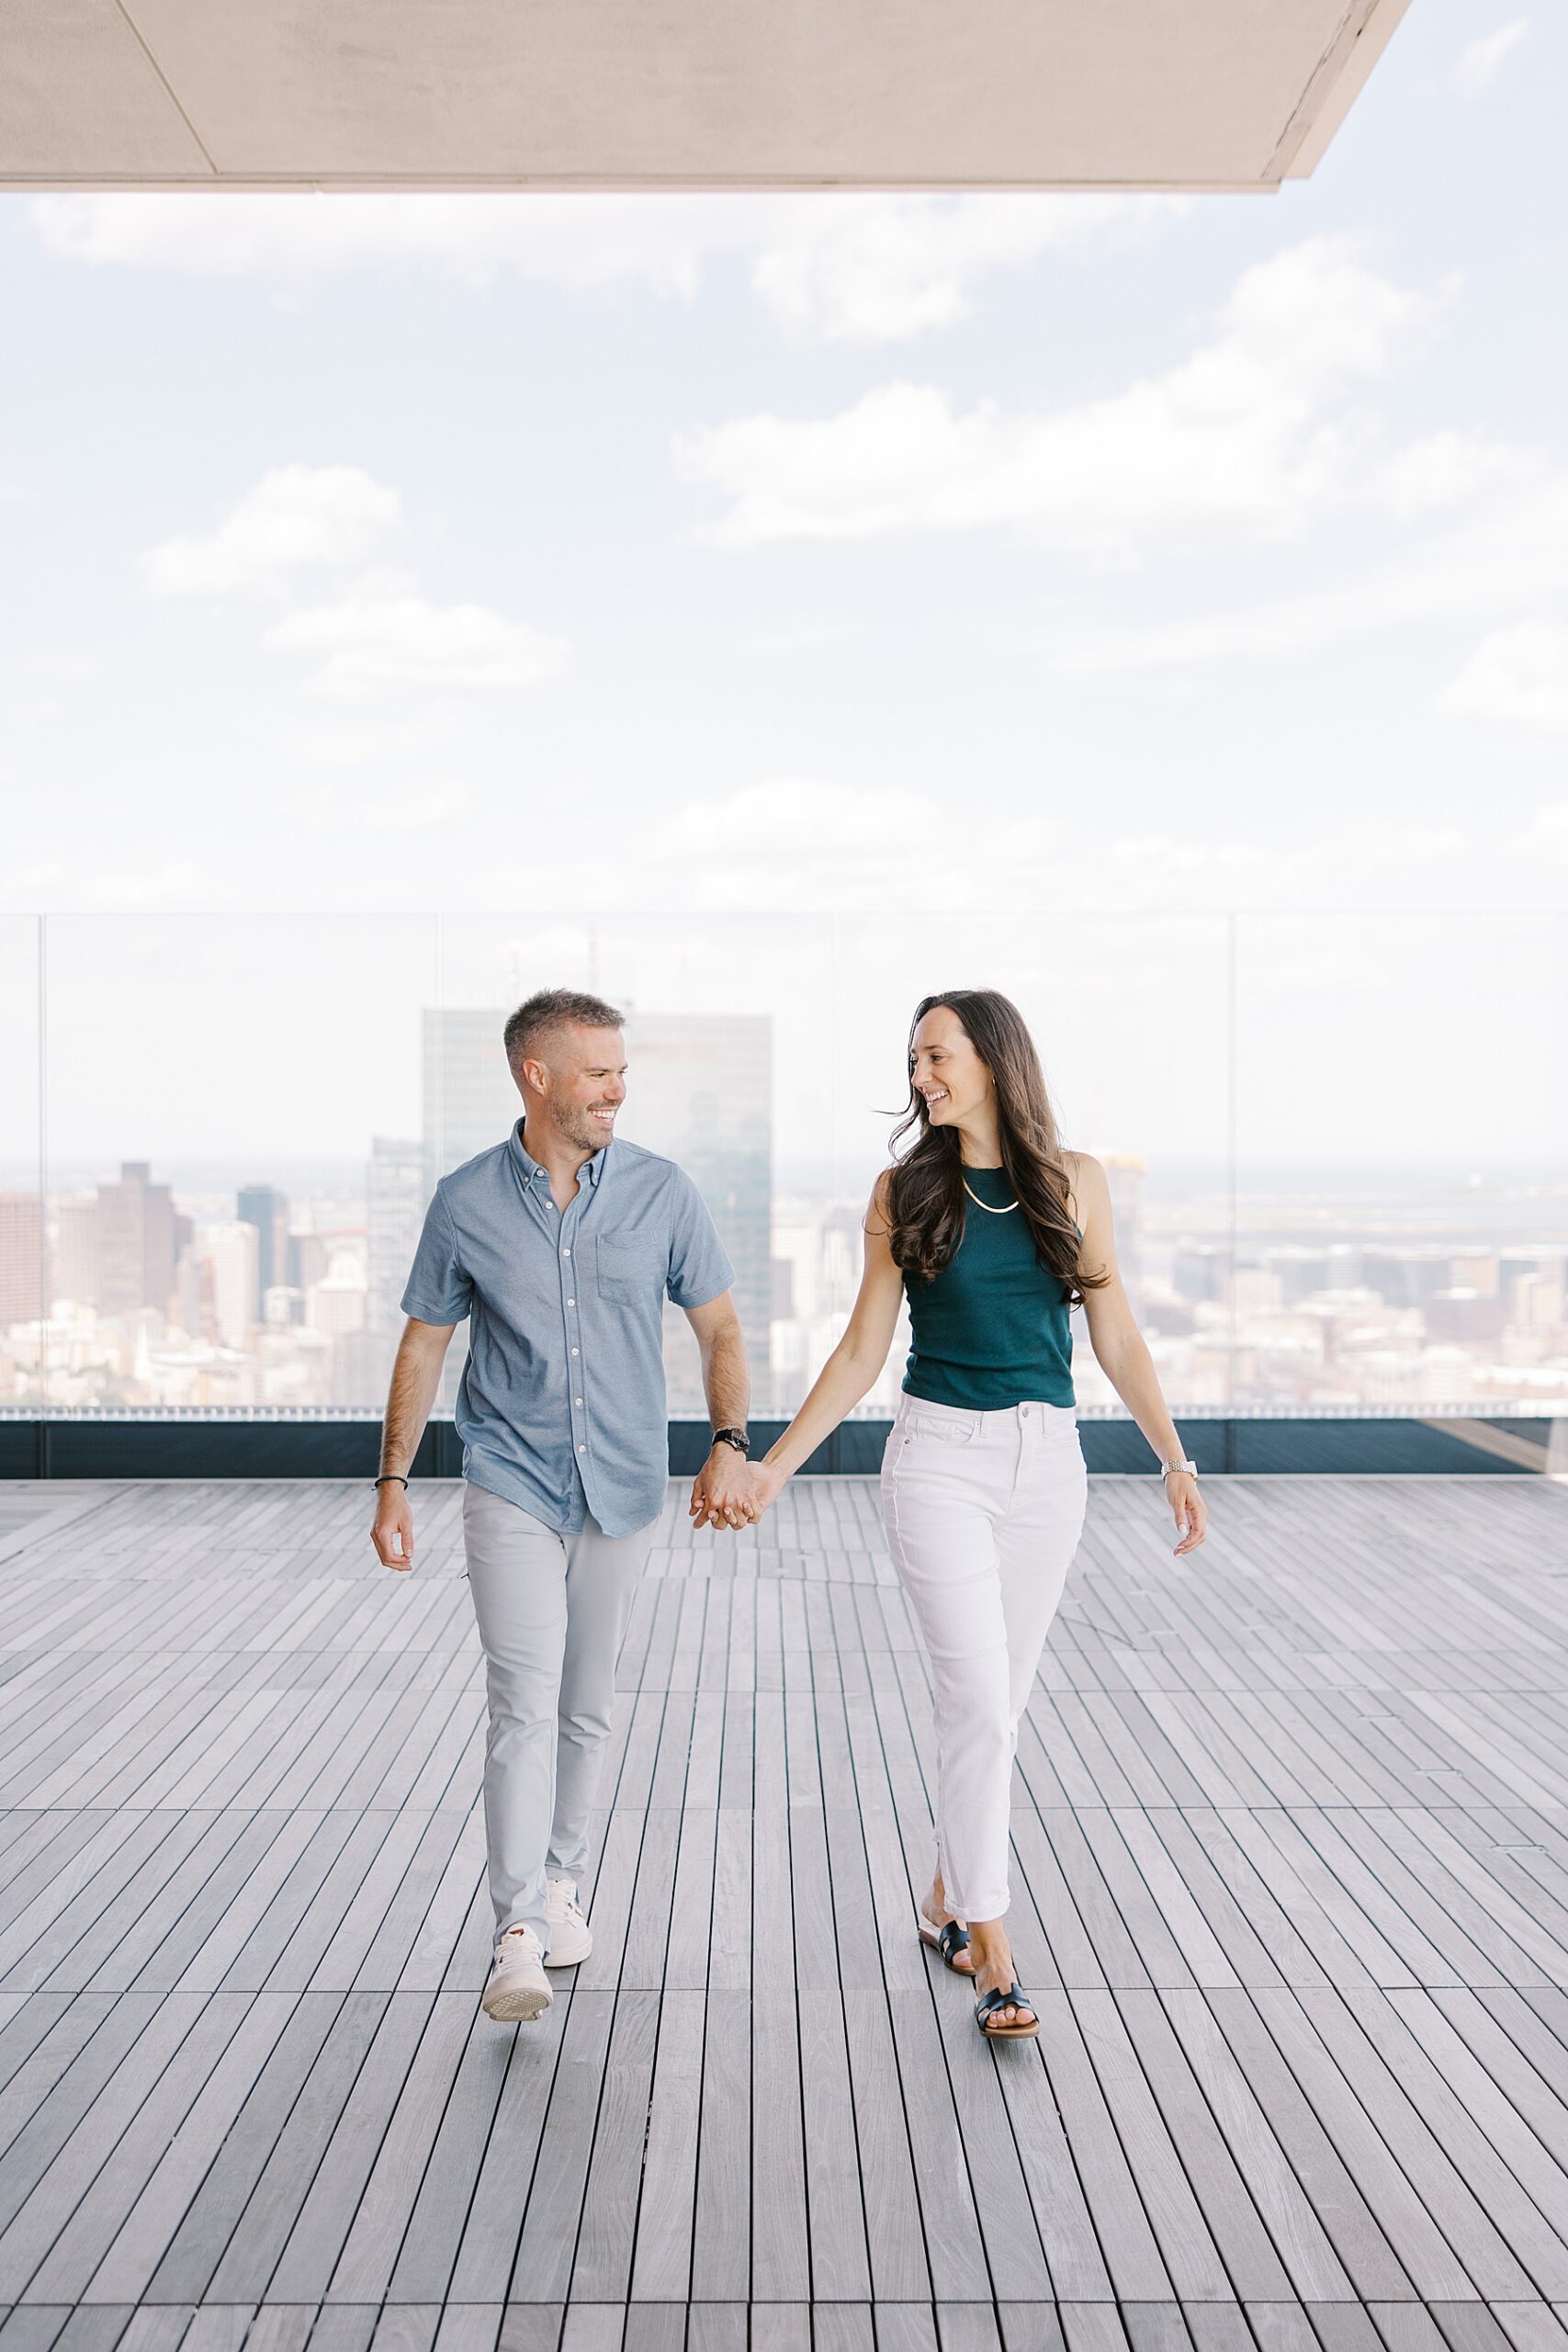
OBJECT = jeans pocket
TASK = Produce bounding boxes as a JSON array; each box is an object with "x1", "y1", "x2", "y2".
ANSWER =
[{"x1": 907, "y1": 1413, "x2": 974, "y2": 1446}]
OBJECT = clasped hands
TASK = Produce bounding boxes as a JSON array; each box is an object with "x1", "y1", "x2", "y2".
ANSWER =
[{"x1": 689, "y1": 1447, "x2": 786, "y2": 1532}]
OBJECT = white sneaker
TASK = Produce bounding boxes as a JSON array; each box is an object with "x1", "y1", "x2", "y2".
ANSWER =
[
  {"x1": 545, "y1": 1876, "x2": 592, "y2": 1967},
  {"x1": 482, "y1": 1924, "x2": 552, "y2": 2021}
]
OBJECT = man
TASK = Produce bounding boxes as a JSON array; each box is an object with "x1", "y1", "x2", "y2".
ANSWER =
[{"x1": 370, "y1": 988, "x2": 755, "y2": 2023}]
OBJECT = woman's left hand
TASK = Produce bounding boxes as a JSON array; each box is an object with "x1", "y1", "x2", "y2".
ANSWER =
[{"x1": 1168, "y1": 1473, "x2": 1207, "y2": 1555}]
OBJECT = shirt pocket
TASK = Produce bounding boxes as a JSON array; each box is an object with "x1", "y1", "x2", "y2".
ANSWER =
[{"x1": 595, "y1": 1233, "x2": 668, "y2": 1306}]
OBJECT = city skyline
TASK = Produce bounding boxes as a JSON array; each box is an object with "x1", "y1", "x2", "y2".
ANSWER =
[{"x1": 5, "y1": 1128, "x2": 1566, "y2": 1419}]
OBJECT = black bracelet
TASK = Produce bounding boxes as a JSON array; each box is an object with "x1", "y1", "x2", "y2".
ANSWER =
[{"x1": 372, "y1": 1474, "x2": 409, "y2": 1490}]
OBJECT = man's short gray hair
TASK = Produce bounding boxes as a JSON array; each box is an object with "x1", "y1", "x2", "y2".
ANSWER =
[{"x1": 504, "y1": 988, "x2": 626, "y2": 1080}]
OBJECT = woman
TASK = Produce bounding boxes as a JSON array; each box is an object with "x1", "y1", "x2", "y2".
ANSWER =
[{"x1": 744, "y1": 990, "x2": 1207, "y2": 2039}]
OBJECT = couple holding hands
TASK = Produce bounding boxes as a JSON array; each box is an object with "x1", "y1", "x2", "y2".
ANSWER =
[{"x1": 372, "y1": 985, "x2": 1206, "y2": 2039}]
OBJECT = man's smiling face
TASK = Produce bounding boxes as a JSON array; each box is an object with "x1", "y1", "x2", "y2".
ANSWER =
[{"x1": 529, "y1": 1022, "x2": 628, "y2": 1151}]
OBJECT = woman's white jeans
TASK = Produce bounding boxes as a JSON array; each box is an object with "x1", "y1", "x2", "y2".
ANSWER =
[{"x1": 881, "y1": 1392, "x2": 1089, "y2": 1923}]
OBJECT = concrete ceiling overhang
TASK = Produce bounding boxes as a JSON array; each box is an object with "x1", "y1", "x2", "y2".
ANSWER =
[{"x1": 2, "y1": 0, "x2": 1412, "y2": 191}]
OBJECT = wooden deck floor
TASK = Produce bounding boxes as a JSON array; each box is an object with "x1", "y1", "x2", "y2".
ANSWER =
[{"x1": 1, "y1": 1473, "x2": 1567, "y2": 2352}]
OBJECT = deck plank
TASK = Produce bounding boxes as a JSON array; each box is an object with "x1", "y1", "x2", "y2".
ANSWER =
[{"x1": 0, "y1": 1471, "x2": 1562, "y2": 2340}]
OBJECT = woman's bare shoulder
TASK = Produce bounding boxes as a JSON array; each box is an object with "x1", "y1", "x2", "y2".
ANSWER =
[{"x1": 1063, "y1": 1148, "x2": 1104, "y2": 1227}]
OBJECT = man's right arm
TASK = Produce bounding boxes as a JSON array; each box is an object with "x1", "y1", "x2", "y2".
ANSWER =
[{"x1": 371, "y1": 1317, "x2": 457, "y2": 1569}]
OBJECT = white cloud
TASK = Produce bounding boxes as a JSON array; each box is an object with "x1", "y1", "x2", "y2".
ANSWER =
[
  {"x1": 1511, "y1": 800, "x2": 1568, "y2": 861},
  {"x1": 8, "y1": 771, "x2": 1566, "y2": 919},
  {"x1": 288, "y1": 776, "x2": 474, "y2": 831},
  {"x1": 30, "y1": 190, "x2": 1178, "y2": 346},
  {"x1": 143, "y1": 468, "x2": 569, "y2": 701},
  {"x1": 656, "y1": 775, "x2": 1037, "y2": 909},
  {"x1": 1049, "y1": 452, "x2": 1568, "y2": 670},
  {"x1": 144, "y1": 465, "x2": 403, "y2": 596},
  {"x1": 285, "y1": 712, "x2": 455, "y2": 767},
  {"x1": 1451, "y1": 18, "x2": 1528, "y2": 96},
  {"x1": 0, "y1": 852, "x2": 208, "y2": 910},
  {"x1": 31, "y1": 194, "x2": 720, "y2": 298},
  {"x1": 516, "y1": 777, "x2": 1520, "y2": 918},
  {"x1": 676, "y1": 238, "x2": 1448, "y2": 554},
  {"x1": 675, "y1": 776, "x2": 936, "y2": 858},
  {"x1": 750, "y1": 194, "x2": 1182, "y2": 345},
  {"x1": 263, "y1": 569, "x2": 569, "y2": 698},
  {"x1": 1439, "y1": 622, "x2": 1568, "y2": 732}
]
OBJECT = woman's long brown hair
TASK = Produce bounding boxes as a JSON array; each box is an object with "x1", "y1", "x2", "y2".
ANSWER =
[{"x1": 886, "y1": 989, "x2": 1110, "y2": 1301}]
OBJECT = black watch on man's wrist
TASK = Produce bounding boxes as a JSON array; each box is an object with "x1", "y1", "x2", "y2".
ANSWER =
[{"x1": 711, "y1": 1427, "x2": 750, "y2": 1456}]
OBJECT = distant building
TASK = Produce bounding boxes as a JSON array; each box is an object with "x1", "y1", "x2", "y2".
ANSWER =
[
  {"x1": 0, "y1": 1194, "x2": 44, "y2": 1329},
  {"x1": 1426, "y1": 1288, "x2": 1506, "y2": 1347},
  {"x1": 237, "y1": 1184, "x2": 289, "y2": 1299},
  {"x1": 1502, "y1": 1251, "x2": 1567, "y2": 1330},
  {"x1": 422, "y1": 1010, "x2": 518, "y2": 1196},
  {"x1": 621, "y1": 1012, "x2": 773, "y2": 1414},
  {"x1": 367, "y1": 1137, "x2": 425, "y2": 1333},
  {"x1": 288, "y1": 1229, "x2": 330, "y2": 1292},
  {"x1": 1361, "y1": 1247, "x2": 1453, "y2": 1309},
  {"x1": 198, "y1": 1220, "x2": 261, "y2": 1349},
  {"x1": 1265, "y1": 1245, "x2": 1335, "y2": 1306},
  {"x1": 54, "y1": 1193, "x2": 99, "y2": 1307},
  {"x1": 1087, "y1": 1151, "x2": 1145, "y2": 1293},
  {"x1": 96, "y1": 1162, "x2": 187, "y2": 1320},
  {"x1": 1449, "y1": 1250, "x2": 1499, "y2": 1297},
  {"x1": 1174, "y1": 1242, "x2": 1228, "y2": 1303},
  {"x1": 309, "y1": 1250, "x2": 368, "y2": 1338}
]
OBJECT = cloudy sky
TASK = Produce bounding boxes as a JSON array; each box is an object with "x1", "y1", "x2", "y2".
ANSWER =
[{"x1": 2, "y1": 0, "x2": 1564, "y2": 1170}]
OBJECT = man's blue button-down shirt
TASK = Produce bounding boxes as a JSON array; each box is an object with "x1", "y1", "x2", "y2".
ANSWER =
[{"x1": 400, "y1": 1124, "x2": 735, "y2": 1537}]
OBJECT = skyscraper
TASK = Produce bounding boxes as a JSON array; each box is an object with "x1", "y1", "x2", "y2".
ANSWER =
[
  {"x1": 96, "y1": 1162, "x2": 186, "y2": 1321},
  {"x1": 199, "y1": 1220, "x2": 261, "y2": 1349},
  {"x1": 367, "y1": 1137, "x2": 425, "y2": 1334},
  {"x1": 621, "y1": 1012, "x2": 772, "y2": 1413},
  {"x1": 0, "y1": 1194, "x2": 44, "y2": 1329},
  {"x1": 237, "y1": 1183, "x2": 289, "y2": 1300},
  {"x1": 1086, "y1": 1149, "x2": 1145, "y2": 1300},
  {"x1": 422, "y1": 1010, "x2": 519, "y2": 1198},
  {"x1": 54, "y1": 1194, "x2": 99, "y2": 1308}
]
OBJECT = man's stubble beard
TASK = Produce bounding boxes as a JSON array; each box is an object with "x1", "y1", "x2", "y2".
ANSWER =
[{"x1": 555, "y1": 1102, "x2": 615, "y2": 1152}]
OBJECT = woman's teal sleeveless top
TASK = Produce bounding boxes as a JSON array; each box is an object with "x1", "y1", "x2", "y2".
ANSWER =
[{"x1": 902, "y1": 1164, "x2": 1077, "y2": 1411}]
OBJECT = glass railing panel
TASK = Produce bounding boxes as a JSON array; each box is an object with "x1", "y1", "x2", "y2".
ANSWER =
[
  {"x1": 39, "y1": 913, "x2": 440, "y2": 1414},
  {"x1": 1232, "y1": 910, "x2": 1568, "y2": 1415},
  {"x1": 17, "y1": 906, "x2": 1562, "y2": 1438},
  {"x1": 0, "y1": 918, "x2": 45, "y2": 1413}
]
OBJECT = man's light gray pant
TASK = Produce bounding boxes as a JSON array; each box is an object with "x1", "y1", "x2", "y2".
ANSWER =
[{"x1": 462, "y1": 1479, "x2": 655, "y2": 1946}]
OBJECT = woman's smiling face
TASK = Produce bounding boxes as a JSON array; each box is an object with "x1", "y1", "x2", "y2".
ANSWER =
[{"x1": 910, "y1": 1003, "x2": 990, "y2": 1128}]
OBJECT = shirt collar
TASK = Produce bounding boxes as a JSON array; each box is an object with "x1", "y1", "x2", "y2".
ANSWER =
[{"x1": 510, "y1": 1119, "x2": 608, "y2": 1189}]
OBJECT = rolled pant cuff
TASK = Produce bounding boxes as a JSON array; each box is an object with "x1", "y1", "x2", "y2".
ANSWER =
[{"x1": 952, "y1": 1893, "x2": 1010, "y2": 1923}]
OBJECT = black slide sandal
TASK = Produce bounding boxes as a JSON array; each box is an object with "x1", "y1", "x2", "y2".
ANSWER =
[
  {"x1": 976, "y1": 1982, "x2": 1039, "y2": 2039},
  {"x1": 918, "y1": 1917, "x2": 973, "y2": 1972}
]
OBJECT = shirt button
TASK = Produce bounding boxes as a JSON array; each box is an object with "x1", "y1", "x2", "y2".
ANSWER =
[
  {"x1": 571, "y1": 1347, "x2": 579, "y2": 1356},
  {"x1": 567, "y1": 1297, "x2": 575, "y2": 1307},
  {"x1": 577, "y1": 1442, "x2": 586, "y2": 1453},
  {"x1": 562, "y1": 1248, "x2": 570, "y2": 1258},
  {"x1": 574, "y1": 1396, "x2": 583, "y2": 1406}
]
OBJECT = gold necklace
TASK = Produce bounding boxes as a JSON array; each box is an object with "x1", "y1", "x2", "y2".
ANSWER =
[{"x1": 962, "y1": 1176, "x2": 1020, "y2": 1215}]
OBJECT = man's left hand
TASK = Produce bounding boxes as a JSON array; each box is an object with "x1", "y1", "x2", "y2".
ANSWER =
[{"x1": 690, "y1": 1442, "x2": 758, "y2": 1531}]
